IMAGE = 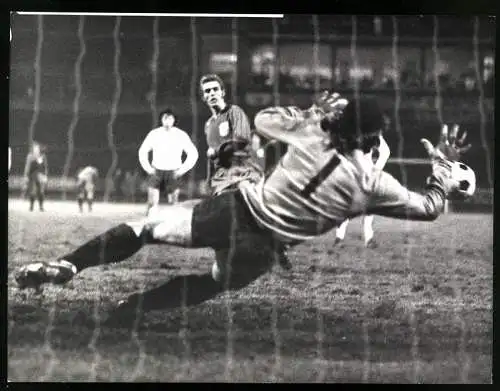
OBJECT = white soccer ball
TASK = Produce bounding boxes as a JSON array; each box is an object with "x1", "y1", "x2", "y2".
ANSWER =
[{"x1": 450, "y1": 161, "x2": 476, "y2": 199}]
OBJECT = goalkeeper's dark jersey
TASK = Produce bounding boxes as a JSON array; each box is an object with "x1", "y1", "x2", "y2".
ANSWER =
[{"x1": 238, "y1": 106, "x2": 450, "y2": 244}]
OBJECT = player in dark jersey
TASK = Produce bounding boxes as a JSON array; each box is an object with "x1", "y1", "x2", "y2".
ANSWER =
[
  {"x1": 201, "y1": 74, "x2": 262, "y2": 194},
  {"x1": 200, "y1": 74, "x2": 291, "y2": 271},
  {"x1": 23, "y1": 142, "x2": 48, "y2": 212},
  {"x1": 15, "y1": 94, "x2": 470, "y2": 325}
]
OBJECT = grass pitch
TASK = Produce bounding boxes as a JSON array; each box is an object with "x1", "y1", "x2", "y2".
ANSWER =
[{"x1": 7, "y1": 198, "x2": 493, "y2": 383}]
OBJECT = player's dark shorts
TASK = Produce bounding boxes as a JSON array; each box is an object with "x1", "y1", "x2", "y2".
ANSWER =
[
  {"x1": 27, "y1": 173, "x2": 46, "y2": 196},
  {"x1": 77, "y1": 179, "x2": 95, "y2": 200},
  {"x1": 148, "y1": 169, "x2": 179, "y2": 193},
  {"x1": 191, "y1": 189, "x2": 277, "y2": 287}
]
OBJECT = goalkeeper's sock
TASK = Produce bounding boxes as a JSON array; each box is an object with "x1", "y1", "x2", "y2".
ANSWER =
[
  {"x1": 29, "y1": 197, "x2": 35, "y2": 211},
  {"x1": 78, "y1": 198, "x2": 84, "y2": 213},
  {"x1": 336, "y1": 218, "x2": 349, "y2": 240},
  {"x1": 60, "y1": 223, "x2": 146, "y2": 273},
  {"x1": 87, "y1": 199, "x2": 93, "y2": 212},
  {"x1": 363, "y1": 215, "x2": 374, "y2": 245},
  {"x1": 118, "y1": 273, "x2": 223, "y2": 312}
]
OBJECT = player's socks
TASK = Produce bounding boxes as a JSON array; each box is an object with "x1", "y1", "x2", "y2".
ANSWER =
[
  {"x1": 274, "y1": 244, "x2": 293, "y2": 271},
  {"x1": 59, "y1": 223, "x2": 146, "y2": 273},
  {"x1": 172, "y1": 189, "x2": 180, "y2": 204},
  {"x1": 336, "y1": 219, "x2": 349, "y2": 241},
  {"x1": 29, "y1": 197, "x2": 35, "y2": 211},
  {"x1": 38, "y1": 197, "x2": 44, "y2": 211},
  {"x1": 87, "y1": 200, "x2": 93, "y2": 212},
  {"x1": 78, "y1": 198, "x2": 84, "y2": 213},
  {"x1": 15, "y1": 224, "x2": 148, "y2": 289},
  {"x1": 363, "y1": 215, "x2": 374, "y2": 245}
]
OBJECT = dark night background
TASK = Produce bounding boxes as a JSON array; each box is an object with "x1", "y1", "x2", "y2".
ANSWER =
[{"x1": 8, "y1": 14, "x2": 495, "y2": 197}]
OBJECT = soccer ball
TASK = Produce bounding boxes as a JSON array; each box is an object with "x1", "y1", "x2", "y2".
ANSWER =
[{"x1": 450, "y1": 162, "x2": 476, "y2": 199}]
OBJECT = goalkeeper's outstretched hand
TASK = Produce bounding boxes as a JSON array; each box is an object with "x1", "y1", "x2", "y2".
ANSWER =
[
  {"x1": 422, "y1": 124, "x2": 471, "y2": 162},
  {"x1": 310, "y1": 91, "x2": 349, "y2": 121},
  {"x1": 420, "y1": 129, "x2": 461, "y2": 196}
]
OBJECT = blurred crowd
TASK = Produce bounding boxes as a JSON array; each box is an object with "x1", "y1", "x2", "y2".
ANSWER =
[
  {"x1": 105, "y1": 168, "x2": 143, "y2": 202},
  {"x1": 248, "y1": 53, "x2": 495, "y2": 96}
]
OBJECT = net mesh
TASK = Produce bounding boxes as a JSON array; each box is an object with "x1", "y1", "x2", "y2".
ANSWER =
[{"x1": 8, "y1": 14, "x2": 494, "y2": 383}]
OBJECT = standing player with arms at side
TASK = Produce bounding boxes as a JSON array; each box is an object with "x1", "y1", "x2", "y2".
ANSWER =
[
  {"x1": 201, "y1": 74, "x2": 262, "y2": 195},
  {"x1": 200, "y1": 74, "x2": 291, "y2": 271},
  {"x1": 138, "y1": 108, "x2": 199, "y2": 215},
  {"x1": 15, "y1": 95, "x2": 473, "y2": 322},
  {"x1": 334, "y1": 133, "x2": 390, "y2": 248},
  {"x1": 76, "y1": 165, "x2": 99, "y2": 213},
  {"x1": 23, "y1": 141, "x2": 48, "y2": 212}
]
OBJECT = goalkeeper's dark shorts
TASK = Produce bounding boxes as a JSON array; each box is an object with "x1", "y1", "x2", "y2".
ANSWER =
[
  {"x1": 210, "y1": 164, "x2": 263, "y2": 196},
  {"x1": 191, "y1": 189, "x2": 275, "y2": 287}
]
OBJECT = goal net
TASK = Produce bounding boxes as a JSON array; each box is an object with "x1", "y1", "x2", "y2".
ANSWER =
[{"x1": 8, "y1": 14, "x2": 494, "y2": 383}]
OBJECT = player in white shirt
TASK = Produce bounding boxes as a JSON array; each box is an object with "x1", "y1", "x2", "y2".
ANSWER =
[
  {"x1": 76, "y1": 166, "x2": 99, "y2": 213},
  {"x1": 15, "y1": 93, "x2": 471, "y2": 322},
  {"x1": 333, "y1": 134, "x2": 390, "y2": 248},
  {"x1": 138, "y1": 108, "x2": 199, "y2": 215}
]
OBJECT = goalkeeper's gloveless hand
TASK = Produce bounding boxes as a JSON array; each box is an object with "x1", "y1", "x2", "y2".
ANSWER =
[
  {"x1": 423, "y1": 124, "x2": 472, "y2": 162},
  {"x1": 420, "y1": 136, "x2": 459, "y2": 196},
  {"x1": 310, "y1": 91, "x2": 349, "y2": 121}
]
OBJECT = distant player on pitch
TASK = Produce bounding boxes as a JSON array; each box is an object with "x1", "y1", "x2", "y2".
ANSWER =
[
  {"x1": 76, "y1": 165, "x2": 99, "y2": 213},
  {"x1": 15, "y1": 93, "x2": 474, "y2": 325},
  {"x1": 138, "y1": 108, "x2": 199, "y2": 215},
  {"x1": 334, "y1": 134, "x2": 391, "y2": 248},
  {"x1": 23, "y1": 141, "x2": 48, "y2": 212}
]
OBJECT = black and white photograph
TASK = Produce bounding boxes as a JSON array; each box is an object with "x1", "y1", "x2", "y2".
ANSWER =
[{"x1": 7, "y1": 13, "x2": 494, "y2": 383}]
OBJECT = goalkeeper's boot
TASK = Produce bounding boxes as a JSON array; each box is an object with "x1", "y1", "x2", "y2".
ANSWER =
[{"x1": 14, "y1": 259, "x2": 77, "y2": 290}]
